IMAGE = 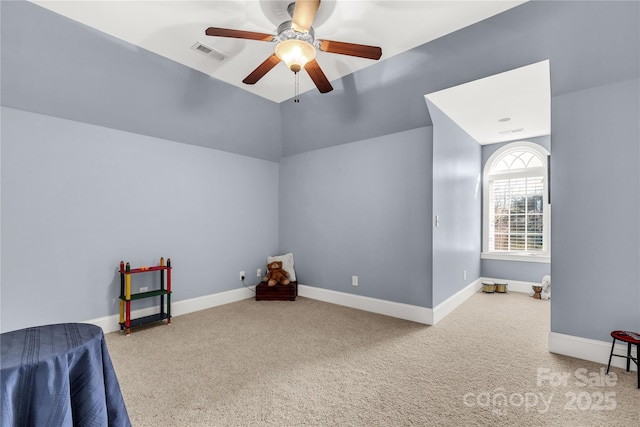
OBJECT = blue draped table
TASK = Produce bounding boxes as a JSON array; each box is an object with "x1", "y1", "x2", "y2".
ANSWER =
[{"x1": 1, "y1": 323, "x2": 131, "y2": 427}]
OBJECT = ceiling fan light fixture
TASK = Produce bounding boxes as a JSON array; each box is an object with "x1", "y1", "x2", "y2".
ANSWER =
[{"x1": 275, "y1": 39, "x2": 316, "y2": 73}]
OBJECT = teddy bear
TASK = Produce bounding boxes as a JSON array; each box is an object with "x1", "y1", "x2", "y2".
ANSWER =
[
  {"x1": 262, "y1": 261, "x2": 290, "y2": 286},
  {"x1": 540, "y1": 275, "x2": 551, "y2": 300}
]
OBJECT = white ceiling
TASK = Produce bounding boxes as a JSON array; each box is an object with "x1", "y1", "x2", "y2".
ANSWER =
[
  {"x1": 425, "y1": 60, "x2": 551, "y2": 144},
  {"x1": 31, "y1": 0, "x2": 526, "y2": 103}
]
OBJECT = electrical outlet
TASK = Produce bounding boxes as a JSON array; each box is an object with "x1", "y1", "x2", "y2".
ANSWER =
[
  {"x1": 257, "y1": 268, "x2": 262, "y2": 277},
  {"x1": 352, "y1": 276, "x2": 358, "y2": 287},
  {"x1": 239, "y1": 271, "x2": 245, "y2": 281},
  {"x1": 463, "y1": 270, "x2": 467, "y2": 280},
  {"x1": 140, "y1": 286, "x2": 149, "y2": 293}
]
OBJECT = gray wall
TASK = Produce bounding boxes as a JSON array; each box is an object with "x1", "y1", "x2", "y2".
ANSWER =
[
  {"x1": 1, "y1": 0, "x2": 283, "y2": 162},
  {"x1": 2, "y1": 0, "x2": 639, "y2": 344},
  {"x1": 279, "y1": 0, "x2": 638, "y2": 337},
  {"x1": 280, "y1": 1, "x2": 639, "y2": 156},
  {"x1": 427, "y1": 102, "x2": 482, "y2": 306},
  {"x1": 1, "y1": 107, "x2": 279, "y2": 332},
  {"x1": 480, "y1": 136, "x2": 551, "y2": 283},
  {"x1": 481, "y1": 260, "x2": 549, "y2": 285},
  {"x1": 279, "y1": 127, "x2": 432, "y2": 307},
  {"x1": 551, "y1": 78, "x2": 640, "y2": 341}
]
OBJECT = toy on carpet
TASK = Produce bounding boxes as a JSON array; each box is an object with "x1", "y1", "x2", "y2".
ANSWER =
[
  {"x1": 262, "y1": 261, "x2": 290, "y2": 287},
  {"x1": 530, "y1": 275, "x2": 551, "y2": 300}
]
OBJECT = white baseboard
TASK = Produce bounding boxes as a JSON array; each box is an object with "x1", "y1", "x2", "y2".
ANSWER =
[
  {"x1": 87, "y1": 276, "x2": 532, "y2": 333},
  {"x1": 548, "y1": 331, "x2": 637, "y2": 372},
  {"x1": 91, "y1": 279, "x2": 482, "y2": 333},
  {"x1": 86, "y1": 286, "x2": 255, "y2": 334},
  {"x1": 298, "y1": 279, "x2": 482, "y2": 326},
  {"x1": 432, "y1": 278, "x2": 482, "y2": 324},
  {"x1": 298, "y1": 284, "x2": 435, "y2": 324},
  {"x1": 86, "y1": 277, "x2": 543, "y2": 333}
]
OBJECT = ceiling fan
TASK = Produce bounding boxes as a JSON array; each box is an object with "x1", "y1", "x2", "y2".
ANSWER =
[{"x1": 205, "y1": 0, "x2": 382, "y2": 98}]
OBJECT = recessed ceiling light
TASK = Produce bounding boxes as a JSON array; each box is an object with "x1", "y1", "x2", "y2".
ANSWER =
[{"x1": 498, "y1": 117, "x2": 511, "y2": 122}]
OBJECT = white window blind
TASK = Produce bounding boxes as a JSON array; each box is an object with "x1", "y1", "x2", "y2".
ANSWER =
[{"x1": 489, "y1": 176, "x2": 544, "y2": 252}]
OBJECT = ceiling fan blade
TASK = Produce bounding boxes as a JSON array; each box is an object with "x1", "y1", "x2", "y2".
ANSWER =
[
  {"x1": 242, "y1": 54, "x2": 282, "y2": 85},
  {"x1": 292, "y1": 0, "x2": 321, "y2": 33},
  {"x1": 318, "y1": 39, "x2": 382, "y2": 60},
  {"x1": 304, "y1": 59, "x2": 333, "y2": 93},
  {"x1": 205, "y1": 27, "x2": 274, "y2": 42}
]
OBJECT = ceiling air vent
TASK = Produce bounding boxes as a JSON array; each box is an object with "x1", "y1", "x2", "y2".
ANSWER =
[
  {"x1": 191, "y1": 42, "x2": 227, "y2": 61},
  {"x1": 498, "y1": 128, "x2": 524, "y2": 135}
]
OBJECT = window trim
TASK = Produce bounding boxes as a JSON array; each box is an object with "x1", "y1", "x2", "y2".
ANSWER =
[
  {"x1": 481, "y1": 252, "x2": 550, "y2": 263},
  {"x1": 482, "y1": 141, "x2": 550, "y2": 263}
]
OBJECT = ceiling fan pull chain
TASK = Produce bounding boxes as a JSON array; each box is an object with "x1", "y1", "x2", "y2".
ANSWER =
[{"x1": 294, "y1": 71, "x2": 300, "y2": 103}]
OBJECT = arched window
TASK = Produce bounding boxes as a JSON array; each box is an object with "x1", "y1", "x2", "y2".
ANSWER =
[{"x1": 482, "y1": 141, "x2": 550, "y2": 262}]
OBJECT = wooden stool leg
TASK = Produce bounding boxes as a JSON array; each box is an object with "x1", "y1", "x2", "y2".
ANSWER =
[
  {"x1": 606, "y1": 338, "x2": 616, "y2": 374},
  {"x1": 636, "y1": 344, "x2": 640, "y2": 389}
]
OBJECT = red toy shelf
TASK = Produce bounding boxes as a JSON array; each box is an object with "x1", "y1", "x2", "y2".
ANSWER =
[{"x1": 119, "y1": 265, "x2": 171, "y2": 274}]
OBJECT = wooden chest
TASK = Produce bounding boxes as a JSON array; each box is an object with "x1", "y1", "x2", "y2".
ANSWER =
[{"x1": 255, "y1": 281, "x2": 297, "y2": 301}]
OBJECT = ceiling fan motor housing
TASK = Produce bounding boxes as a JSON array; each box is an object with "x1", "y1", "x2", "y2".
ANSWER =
[{"x1": 276, "y1": 21, "x2": 315, "y2": 45}]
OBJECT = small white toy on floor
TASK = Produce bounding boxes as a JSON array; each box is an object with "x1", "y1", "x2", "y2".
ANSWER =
[{"x1": 529, "y1": 275, "x2": 551, "y2": 300}]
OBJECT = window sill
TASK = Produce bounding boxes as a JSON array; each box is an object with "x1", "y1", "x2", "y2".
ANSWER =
[{"x1": 481, "y1": 252, "x2": 550, "y2": 263}]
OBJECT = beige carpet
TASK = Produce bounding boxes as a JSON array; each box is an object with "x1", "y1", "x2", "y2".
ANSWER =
[{"x1": 105, "y1": 291, "x2": 639, "y2": 426}]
